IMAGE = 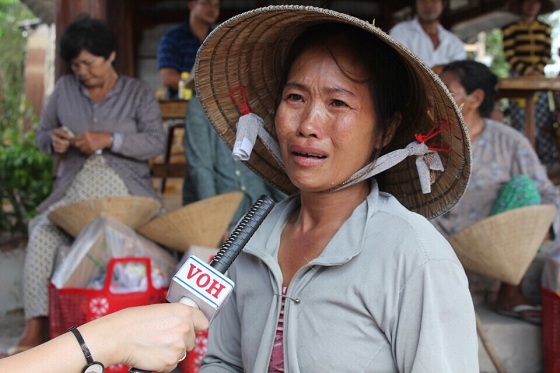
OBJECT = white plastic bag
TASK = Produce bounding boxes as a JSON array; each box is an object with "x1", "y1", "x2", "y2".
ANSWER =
[{"x1": 51, "y1": 216, "x2": 177, "y2": 289}]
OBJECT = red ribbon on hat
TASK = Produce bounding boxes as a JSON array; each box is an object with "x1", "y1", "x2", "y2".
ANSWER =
[
  {"x1": 414, "y1": 119, "x2": 451, "y2": 152},
  {"x1": 229, "y1": 85, "x2": 251, "y2": 115}
]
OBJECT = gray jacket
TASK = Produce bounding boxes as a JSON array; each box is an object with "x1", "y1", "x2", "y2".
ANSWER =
[{"x1": 201, "y1": 182, "x2": 479, "y2": 372}]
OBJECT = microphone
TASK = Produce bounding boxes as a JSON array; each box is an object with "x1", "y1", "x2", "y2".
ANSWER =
[{"x1": 128, "y1": 195, "x2": 275, "y2": 373}]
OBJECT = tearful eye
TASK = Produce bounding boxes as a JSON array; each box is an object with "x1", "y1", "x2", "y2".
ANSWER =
[
  {"x1": 286, "y1": 93, "x2": 304, "y2": 102},
  {"x1": 332, "y1": 99, "x2": 348, "y2": 108}
]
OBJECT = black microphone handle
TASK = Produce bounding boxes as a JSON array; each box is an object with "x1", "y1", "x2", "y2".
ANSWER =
[
  {"x1": 210, "y1": 195, "x2": 275, "y2": 273},
  {"x1": 128, "y1": 195, "x2": 275, "y2": 373}
]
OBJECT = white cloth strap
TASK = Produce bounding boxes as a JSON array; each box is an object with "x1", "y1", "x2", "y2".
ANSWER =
[
  {"x1": 232, "y1": 113, "x2": 284, "y2": 167},
  {"x1": 232, "y1": 113, "x2": 444, "y2": 194},
  {"x1": 327, "y1": 141, "x2": 444, "y2": 193}
]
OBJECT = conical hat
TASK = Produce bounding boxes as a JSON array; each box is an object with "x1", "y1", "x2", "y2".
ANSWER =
[
  {"x1": 449, "y1": 204, "x2": 556, "y2": 285},
  {"x1": 195, "y1": 5, "x2": 471, "y2": 219},
  {"x1": 137, "y1": 192, "x2": 244, "y2": 252},
  {"x1": 48, "y1": 196, "x2": 161, "y2": 237}
]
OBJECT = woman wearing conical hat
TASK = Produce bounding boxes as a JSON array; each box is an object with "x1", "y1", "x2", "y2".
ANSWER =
[{"x1": 195, "y1": 6, "x2": 478, "y2": 371}]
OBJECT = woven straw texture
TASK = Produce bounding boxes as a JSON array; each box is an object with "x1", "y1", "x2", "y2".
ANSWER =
[
  {"x1": 195, "y1": 5, "x2": 471, "y2": 219},
  {"x1": 137, "y1": 192, "x2": 243, "y2": 252},
  {"x1": 48, "y1": 196, "x2": 161, "y2": 237},
  {"x1": 449, "y1": 204, "x2": 556, "y2": 285}
]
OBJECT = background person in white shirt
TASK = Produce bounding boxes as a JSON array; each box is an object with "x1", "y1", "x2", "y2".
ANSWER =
[{"x1": 389, "y1": 0, "x2": 466, "y2": 75}]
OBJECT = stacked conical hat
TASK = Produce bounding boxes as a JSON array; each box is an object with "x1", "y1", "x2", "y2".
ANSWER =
[
  {"x1": 48, "y1": 196, "x2": 161, "y2": 237},
  {"x1": 137, "y1": 192, "x2": 243, "y2": 252},
  {"x1": 449, "y1": 204, "x2": 556, "y2": 285}
]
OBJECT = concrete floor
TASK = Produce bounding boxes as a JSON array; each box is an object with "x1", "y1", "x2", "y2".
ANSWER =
[{"x1": 0, "y1": 244, "x2": 26, "y2": 354}]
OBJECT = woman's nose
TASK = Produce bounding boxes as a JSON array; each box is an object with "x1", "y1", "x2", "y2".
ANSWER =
[
  {"x1": 297, "y1": 105, "x2": 324, "y2": 138},
  {"x1": 74, "y1": 64, "x2": 87, "y2": 76}
]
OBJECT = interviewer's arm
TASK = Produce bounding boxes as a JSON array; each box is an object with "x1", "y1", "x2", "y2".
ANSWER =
[{"x1": 0, "y1": 303, "x2": 209, "y2": 373}]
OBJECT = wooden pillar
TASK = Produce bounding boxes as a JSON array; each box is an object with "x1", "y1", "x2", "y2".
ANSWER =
[
  {"x1": 106, "y1": 0, "x2": 135, "y2": 78},
  {"x1": 24, "y1": 25, "x2": 51, "y2": 117},
  {"x1": 378, "y1": 2, "x2": 395, "y2": 30}
]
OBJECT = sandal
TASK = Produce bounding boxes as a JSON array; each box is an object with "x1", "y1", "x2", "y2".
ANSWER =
[{"x1": 496, "y1": 304, "x2": 542, "y2": 325}]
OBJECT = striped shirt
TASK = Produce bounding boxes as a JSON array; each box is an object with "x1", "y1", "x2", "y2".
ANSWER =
[
  {"x1": 268, "y1": 285, "x2": 287, "y2": 372},
  {"x1": 502, "y1": 19, "x2": 552, "y2": 75},
  {"x1": 35, "y1": 74, "x2": 165, "y2": 212},
  {"x1": 157, "y1": 21, "x2": 208, "y2": 99}
]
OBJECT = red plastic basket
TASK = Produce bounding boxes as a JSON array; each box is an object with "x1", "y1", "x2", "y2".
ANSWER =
[
  {"x1": 543, "y1": 288, "x2": 560, "y2": 373},
  {"x1": 179, "y1": 331, "x2": 208, "y2": 373},
  {"x1": 49, "y1": 257, "x2": 168, "y2": 373}
]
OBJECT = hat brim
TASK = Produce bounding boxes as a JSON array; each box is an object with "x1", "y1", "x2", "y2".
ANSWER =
[
  {"x1": 195, "y1": 5, "x2": 471, "y2": 219},
  {"x1": 449, "y1": 204, "x2": 556, "y2": 285},
  {"x1": 48, "y1": 196, "x2": 161, "y2": 237},
  {"x1": 137, "y1": 192, "x2": 244, "y2": 252}
]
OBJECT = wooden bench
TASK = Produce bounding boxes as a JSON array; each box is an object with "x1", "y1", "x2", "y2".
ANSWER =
[{"x1": 151, "y1": 100, "x2": 189, "y2": 193}]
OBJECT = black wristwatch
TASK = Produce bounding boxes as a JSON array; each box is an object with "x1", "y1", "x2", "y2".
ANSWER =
[{"x1": 68, "y1": 326, "x2": 105, "y2": 373}]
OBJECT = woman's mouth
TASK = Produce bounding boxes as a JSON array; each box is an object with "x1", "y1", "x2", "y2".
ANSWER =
[
  {"x1": 293, "y1": 151, "x2": 327, "y2": 159},
  {"x1": 290, "y1": 146, "x2": 328, "y2": 167}
]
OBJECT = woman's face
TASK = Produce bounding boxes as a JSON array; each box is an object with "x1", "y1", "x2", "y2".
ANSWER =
[
  {"x1": 275, "y1": 43, "x2": 377, "y2": 193},
  {"x1": 70, "y1": 50, "x2": 115, "y2": 88},
  {"x1": 440, "y1": 70, "x2": 468, "y2": 108},
  {"x1": 440, "y1": 70, "x2": 479, "y2": 123},
  {"x1": 416, "y1": 0, "x2": 444, "y2": 23}
]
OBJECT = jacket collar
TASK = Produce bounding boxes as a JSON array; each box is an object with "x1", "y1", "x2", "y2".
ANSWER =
[{"x1": 243, "y1": 180, "x2": 381, "y2": 266}]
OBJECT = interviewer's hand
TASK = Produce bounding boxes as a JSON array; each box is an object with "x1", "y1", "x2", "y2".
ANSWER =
[
  {"x1": 81, "y1": 303, "x2": 209, "y2": 372},
  {"x1": 0, "y1": 303, "x2": 209, "y2": 373}
]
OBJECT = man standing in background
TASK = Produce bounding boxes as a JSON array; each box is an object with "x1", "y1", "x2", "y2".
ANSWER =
[
  {"x1": 389, "y1": 0, "x2": 465, "y2": 75},
  {"x1": 157, "y1": 0, "x2": 220, "y2": 99}
]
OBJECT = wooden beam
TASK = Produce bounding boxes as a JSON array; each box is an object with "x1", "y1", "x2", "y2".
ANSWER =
[{"x1": 442, "y1": 0, "x2": 509, "y2": 29}]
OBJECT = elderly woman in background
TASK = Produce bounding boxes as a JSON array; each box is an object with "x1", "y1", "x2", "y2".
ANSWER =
[
  {"x1": 432, "y1": 60, "x2": 560, "y2": 324},
  {"x1": 11, "y1": 15, "x2": 165, "y2": 353}
]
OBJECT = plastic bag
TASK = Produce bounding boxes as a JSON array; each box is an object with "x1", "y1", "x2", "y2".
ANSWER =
[{"x1": 51, "y1": 216, "x2": 177, "y2": 289}]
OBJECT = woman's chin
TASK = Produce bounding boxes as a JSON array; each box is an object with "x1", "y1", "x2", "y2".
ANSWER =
[{"x1": 291, "y1": 178, "x2": 342, "y2": 194}]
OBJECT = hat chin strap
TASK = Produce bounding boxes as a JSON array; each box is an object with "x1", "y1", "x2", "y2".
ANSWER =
[
  {"x1": 232, "y1": 113, "x2": 443, "y2": 194},
  {"x1": 325, "y1": 141, "x2": 443, "y2": 194}
]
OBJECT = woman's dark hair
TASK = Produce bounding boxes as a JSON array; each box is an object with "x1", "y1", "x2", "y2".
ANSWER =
[
  {"x1": 276, "y1": 23, "x2": 414, "y2": 163},
  {"x1": 59, "y1": 15, "x2": 117, "y2": 62},
  {"x1": 441, "y1": 60, "x2": 498, "y2": 118},
  {"x1": 508, "y1": 0, "x2": 554, "y2": 15}
]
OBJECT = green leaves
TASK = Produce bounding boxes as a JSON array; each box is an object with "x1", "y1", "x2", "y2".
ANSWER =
[
  {"x1": 0, "y1": 130, "x2": 53, "y2": 236},
  {"x1": 0, "y1": 0, "x2": 50, "y2": 238}
]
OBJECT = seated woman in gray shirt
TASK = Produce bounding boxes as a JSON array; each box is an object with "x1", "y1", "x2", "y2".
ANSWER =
[
  {"x1": 432, "y1": 59, "x2": 560, "y2": 324},
  {"x1": 11, "y1": 15, "x2": 165, "y2": 353}
]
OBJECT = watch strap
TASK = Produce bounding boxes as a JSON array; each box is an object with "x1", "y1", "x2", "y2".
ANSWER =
[{"x1": 69, "y1": 326, "x2": 105, "y2": 373}]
